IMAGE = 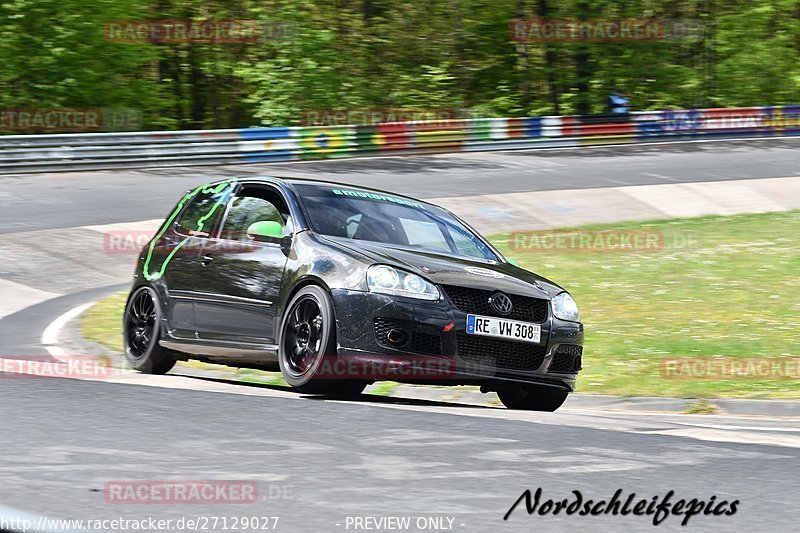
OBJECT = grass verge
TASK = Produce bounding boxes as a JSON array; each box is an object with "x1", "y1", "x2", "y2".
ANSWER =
[{"x1": 492, "y1": 210, "x2": 799, "y2": 399}]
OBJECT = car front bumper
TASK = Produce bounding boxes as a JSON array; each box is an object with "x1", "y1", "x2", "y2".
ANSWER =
[{"x1": 330, "y1": 288, "x2": 583, "y2": 391}]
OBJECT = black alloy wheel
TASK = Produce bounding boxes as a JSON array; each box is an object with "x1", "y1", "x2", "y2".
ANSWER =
[{"x1": 122, "y1": 286, "x2": 176, "y2": 374}]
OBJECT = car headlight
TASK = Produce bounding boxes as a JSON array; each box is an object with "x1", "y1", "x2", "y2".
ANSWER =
[
  {"x1": 551, "y1": 292, "x2": 579, "y2": 322},
  {"x1": 367, "y1": 265, "x2": 440, "y2": 301}
]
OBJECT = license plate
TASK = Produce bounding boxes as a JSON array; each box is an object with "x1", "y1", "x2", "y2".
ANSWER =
[{"x1": 466, "y1": 314, "x2": 541, "y2": 343}]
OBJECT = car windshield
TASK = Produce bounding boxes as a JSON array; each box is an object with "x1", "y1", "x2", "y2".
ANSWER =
[{"x1": 295, "y1": 184, "x2": 498, "y2": 261}]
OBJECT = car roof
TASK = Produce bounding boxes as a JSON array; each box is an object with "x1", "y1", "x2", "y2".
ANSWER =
[{"x1": 211, "y1": 176, "x2": 438, "y2": 208}]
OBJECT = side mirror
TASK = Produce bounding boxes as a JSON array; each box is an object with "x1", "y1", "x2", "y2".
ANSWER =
[
  {"x1": 247, "y1": 220, "x2": 292, "y2": 256},
  {"x1": 506, "y1": 257, "x2": 520, "y2": 267},
  {"x1": 246, "y1": 221, "x2": 283, "y2": 242}
]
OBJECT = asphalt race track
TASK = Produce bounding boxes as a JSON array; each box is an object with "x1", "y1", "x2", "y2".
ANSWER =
[
  {"x1": 1, "y1": 377, "x2": 798, "y2": 532},
  {"x1": 1, "y1": 139, "x2": 799, "y2": 532},
  {"x1": 1, "y1": 137, "x2": 799, "y2": 232}
]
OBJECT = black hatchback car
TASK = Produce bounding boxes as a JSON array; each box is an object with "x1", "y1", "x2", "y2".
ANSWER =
[{"x1": 123, "y1": 177, "x2": 584, "y2": 411}]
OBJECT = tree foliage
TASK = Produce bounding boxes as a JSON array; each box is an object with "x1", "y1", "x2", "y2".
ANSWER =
[{"x1": 0, "y1": 0, "x2": 797, "y2": 129}]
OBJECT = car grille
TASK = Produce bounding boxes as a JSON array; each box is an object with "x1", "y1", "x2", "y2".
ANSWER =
[
  {"x1": 548, "y1": 344, "x2": 583, "y2": 373},
  {"x1": 456, "y1": 333, "x2": 546, "y2": 371},
  {"x1": 374, "y1": 318, "x2": 442, "y2": 355},
  {"x1": 441, "y1": 285, "x2": 548, "y2": 323}
]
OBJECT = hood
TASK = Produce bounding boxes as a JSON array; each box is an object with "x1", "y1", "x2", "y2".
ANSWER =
[{"x1": 321, "y1": 236, "x2": 564, "y2": 300}]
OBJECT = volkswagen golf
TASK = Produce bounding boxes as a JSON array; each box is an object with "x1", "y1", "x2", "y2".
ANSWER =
[{"x1": 123, "y1": 177, "x2": 584, "y2": 411}]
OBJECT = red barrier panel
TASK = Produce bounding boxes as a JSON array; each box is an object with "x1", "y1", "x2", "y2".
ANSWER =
[
  {"x1": 561, "y1": 115, "x2": 578, "y2": 137},
  {"x1": 377, "y1": 123, "x2": 413, "y2": 151},
  {"x1": 507, "y1": 118, "x2": 526, "y2": 138}
]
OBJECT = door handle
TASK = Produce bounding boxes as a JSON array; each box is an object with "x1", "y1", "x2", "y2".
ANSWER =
[{"x1": 200, "y1": 254, "x2": 214, "y2": 267}]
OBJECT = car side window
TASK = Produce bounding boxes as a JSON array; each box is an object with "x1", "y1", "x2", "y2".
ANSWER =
[
  {"x1": 175, "y1": 189, "x2": 231, "y2": 237},
  {"x1": 448, "y1": 226, "x2": 489, "y2": 259},
  {"x1": 220, "y1": 187, "x2": 292, "y2": 241}
]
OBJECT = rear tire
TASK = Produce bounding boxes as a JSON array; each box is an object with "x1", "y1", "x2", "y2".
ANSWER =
[
  {"x1": 278, "y1": 285, "x2": 366, "y2": 396},
  {"x1": 123, "y1": 286, "x2": 176, "y2": 374},
  {"x1": 498, "y1": 385, "x2": 569, "y2": 412}
]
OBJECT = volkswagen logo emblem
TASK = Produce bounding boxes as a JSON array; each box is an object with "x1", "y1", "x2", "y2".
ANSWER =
[{"x1": 490, "y1": 292, "x2": 513, "y2": 315}]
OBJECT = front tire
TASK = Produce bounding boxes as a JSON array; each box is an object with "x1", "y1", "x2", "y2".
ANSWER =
[
  {"x1": 498, "y1": 385, "x2": 569, "y2": 412},
  {"x1": 278, "y1": 285, "x2": 365, "y2": 396},
  {"x1": 123, "y1": 286, "x2": 176, "y2": 374}
]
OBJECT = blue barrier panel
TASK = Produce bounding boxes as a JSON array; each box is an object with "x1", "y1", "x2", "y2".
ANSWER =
[
  {"x1": 664, "y1": 109, "x2": 700, "y2": 134},
  {"x1": 523, "y1": 117, "x2": 542, "y2": 138},
  {"x1": 239, "y1": 127, "x2": 292, "y2": 140},
  {"x1": 636, "y1": 110, "x2": 688, "y2": 141},
  {"x1": 780, "y1": 105, "x2": 800, "y2": 135},
  {"x1": 637, "y1": 115, "x2": 664, "y2": 138},
  {"x1": 653, "y1": 109, "x2": 699, "y2": 141}
]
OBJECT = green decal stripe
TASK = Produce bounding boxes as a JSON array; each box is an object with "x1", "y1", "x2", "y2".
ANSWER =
[{"x1": 142, "y1": 179, "x2": 237, "y2": 281}]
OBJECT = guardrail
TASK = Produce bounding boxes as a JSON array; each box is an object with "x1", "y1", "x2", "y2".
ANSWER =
[{"x1": 1, "y1": 105, "x2": 798, "y2": 173}]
